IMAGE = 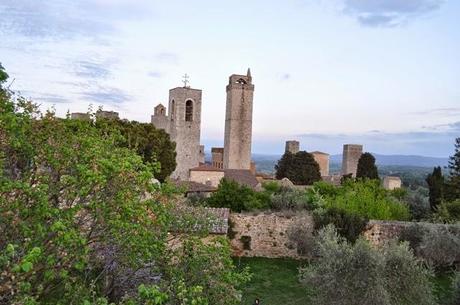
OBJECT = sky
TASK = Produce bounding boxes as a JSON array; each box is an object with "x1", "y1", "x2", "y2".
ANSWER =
[{"x1": 0, "y1": 0, "x2": 459, "y2": 157}]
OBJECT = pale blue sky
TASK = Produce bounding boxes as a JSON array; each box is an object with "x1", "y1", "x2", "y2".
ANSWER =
[{"x1": 0, "y1": 0, "x2": 458, "y2": 157}]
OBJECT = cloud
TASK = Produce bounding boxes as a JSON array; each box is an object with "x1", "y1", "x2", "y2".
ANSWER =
[
  {"x1": 0, "y1": 0, "x2": 155, "y2": 39},
  {"x1": 74, "y1": 60, "x2": 111, "y2": 79},
  {"x1": 21, "y1": 91, "x2": 70, "y2": 104},
  {"x1": 80, "y1": 86, "x2": 131, "y2": 105},
  {"x1": 409, "y1": 107, "x2": 460, "y2": 117},
  {"x1": 148, "y1": 71, "x2": 163, "y2": 78},
  {"x1": 280, "y1": 73, "x2": 291, "y2": 81},
  {"x1": 342, "y1": 0, "x2": 445, "y2": 27},
  {"x1": 156, "y1": 52, "x2": 179, "y2": 64}
]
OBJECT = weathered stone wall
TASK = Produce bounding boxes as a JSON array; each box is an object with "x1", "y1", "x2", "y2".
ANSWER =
[
  {"x1": 363, "y1": 220, "x2": 411, "y2": 246},
  {"x1": 189, "y1": 170, "x2": 224, "y2": 187},
  {"x1": 341, "y1": 144, "x2": 363, "y2": 177},
  {"x1": 229, "y1": 212, "x2": 313, "y2": 259}
]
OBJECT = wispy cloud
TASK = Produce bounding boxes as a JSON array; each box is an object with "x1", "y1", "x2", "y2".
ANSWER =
[
  {"x1": 156, "y1": 52, "x2": 179, "y2": 64},
  {"x1": 21, "y1": 91, "x2": 70, "y2": 104},
  {"x1": 342, "y1": 0, "x2": 445, "y2": 27},
  {"x1": 148, "y1": 71, "x2": 163, "y2": 78},
  {"x1": 80, "y1": 86, "x2": 131, "y2": 105},
  {"x1": 74, "y1": 60, "x2": 112, "y2": 79},
  {"x1": 409, "y1": 107, "x2": 460, "y2": 117}
]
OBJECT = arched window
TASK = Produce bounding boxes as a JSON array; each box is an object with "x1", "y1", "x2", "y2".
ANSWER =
[
  {"x1": 185, "y1": 100, "x2": 193, "y2": 122},
  {"x1": 160, "y1": 108, "x2": 164, "y2": 115},
  {"x1": 170, "y1": 100, "x2": 175, "y2": 121}
]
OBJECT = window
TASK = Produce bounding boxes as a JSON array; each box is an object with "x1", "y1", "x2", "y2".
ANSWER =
[
  {"x1": 185, "y1": 100, "x2": 193, "y2": 122},
  {"x1": 170, "y1": 100, "x2": 175, "y2": 121}
]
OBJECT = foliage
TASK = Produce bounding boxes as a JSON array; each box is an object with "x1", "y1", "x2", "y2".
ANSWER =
[
  {"x1": 275, "y1": 151, "x2": 321, "y2": 185},
  {"x1": 300, "y1": 225, "x2": 436, "y2": 305},
  {"x1": 287, "y1": 218, "x2": 314, "y2": 255},
  {"x1": 445, "y1": 138, "x2": 460, "y2": 202},
  {"x1": 311, "y1": 179, "x2": 410, "y2": 221},
  {"x1": 312, "y1": 207, "x2": 368, "y2": 243},
  {"x1": 269, "y1": 189, "x2": 311, "y2": 211},
  {"x1": 0, "y1": 95, "x2": 168, "y2": 304},
  {"x1": 0, "y1": 62, "x2": 8, "y2": 87},
  {"x1": 95, "y1": 118, "x2": 176, "y2": 182},
  {"x1": 400, "y1": 223, "x2": 460, "y2": 268},
  {"x1": 206, "y1": 179, "x2": 266, "y2": 212},
  {"x1": 165, "y1": 237, "x2": 251, "y2": 305},
  {"x1": 356, "y1": 152, "x2": 379, "y2": 180},
  {"x1": 426, "y1": 166, "x2": 444, "y2": 211},
  {"x1": 433, "y1": 200, "x2": 460, "y2": 223},
  {"x1": 405, "y1": 187, "x2": 431, "y2": 220},
  {"x1": 448, "y1": 272, "x2": 460, "y2": 305}
]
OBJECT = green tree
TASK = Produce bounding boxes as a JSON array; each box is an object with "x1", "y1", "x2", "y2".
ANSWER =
[
  {"x1": 275, "y1": 151, "x2": 321, "y2": 185},
  {"x1": 300, "y1": 225, "x2": 435, "y2": 305},
  {"x1": 356, "y1": 152, "x2": 379, "y2": 180},
  {"x1": 95, "y1": 118, "x2": 176, "y2": 182},
  {"x1": 207, "y1": 178, "x2": 265, "y2": 212},
  {"x1": 0, "y1": 62, "x2": 8, "y2": 87},
  {"x1": 426, "y1": 166, "x2": 444, "y2": 211},
  {"x1": 445, "y1": 138, "x2": 460, "y2": 201}
]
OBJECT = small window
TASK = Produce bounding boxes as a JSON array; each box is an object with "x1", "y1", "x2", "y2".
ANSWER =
[
  {"x1": 170, "y1": 100, "x2": 175, "y2": 121},
  {"x1": 185, "y1": 100, "x2": 193, "y2": 122}
]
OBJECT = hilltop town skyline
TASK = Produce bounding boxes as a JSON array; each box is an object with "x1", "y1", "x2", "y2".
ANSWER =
[{"x1": 1, "y1": 0, "x2": 459, "y2": 157}]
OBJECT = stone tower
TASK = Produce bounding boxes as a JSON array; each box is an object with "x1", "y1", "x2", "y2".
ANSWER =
[
  {"x1": 341, "y1": 144, "x2": 363, "y2": 177},
  {"x1": 285, "y1": 140, "x2": 300, "y2": 154},
  {"x1": 151, "y1": 103, "x2": 170, "y2": 131},
  {"x1": 223, "y1": 69, "x2": 254, "y2": 170},
  {"x1": 311, "y1": 151, "x2": 330, "y2": 177},
  {"x1": 168, "y1": 87, "x2": 202, "y2": 180}
]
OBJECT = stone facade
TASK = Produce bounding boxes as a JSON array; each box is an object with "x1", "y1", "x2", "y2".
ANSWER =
[
  {"x1": 151, "y1": 103, "x2": 170, "y2": 131},
  {"x1": 285, "y1": 140, "x2": 300, "y2": 154},
  {"x1": 223, "y1": 69, "x2": 254, "y2": 170},
  {"x1": 189, "y1": 166, "x2": 225, "y2": 187},
  {"x1": 199, "y1": 145, "x2": 205, "y2": 164},
  {"x1": 341, "y1": 144, "x2": 363, "y2": 177},
  {"x1": 96, "y1": 110, "x2": 119, "y2": 120},
  {"x1": 70, "y1": 112, "x2": 90, "y2": 120},
  {"x1": 211, "y1": 147, "x2": 224, "y2": 169},
  {"x1": 311, "y1": 151, "x2": 330, "y2": 177},
  {"x1": 383, "y1": 176, "x2": 402, "y2": 190},
  {"x1": 229, "y1": 212, "x2": 314, "y2": 258}
]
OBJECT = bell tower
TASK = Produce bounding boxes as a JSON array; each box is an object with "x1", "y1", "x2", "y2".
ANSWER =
[{"x1": 223, "y1": 69, "x2": 254, "y2": 170}]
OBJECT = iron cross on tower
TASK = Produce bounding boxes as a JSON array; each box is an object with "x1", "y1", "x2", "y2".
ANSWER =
[{"x1": 182, "y1": 74, "x2": 190, "y2": 88}]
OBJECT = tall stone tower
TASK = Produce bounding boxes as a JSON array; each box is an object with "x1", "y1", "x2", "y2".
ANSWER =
[
  {"x1": 151, "y1": 103, "x2": 170, "y2": 131},
  {"x1": 341, "y1": 144, "x2": 363, "y2": 177},
  {"x1": 285, "y1": 140, "x2": 300, "y2": 154},
  {"x1": 223, "y1": 69, "x2": 254, "y2": 170},
  {"x1": 168, "y1": 87, "x2": 202, "y2": 180}
]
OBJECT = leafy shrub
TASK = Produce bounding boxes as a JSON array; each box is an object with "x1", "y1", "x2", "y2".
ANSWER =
[
  {"x1": 207, "y1": 179, "x2": 266, "y2": 212},
  {"x1": 433, "y1": 200, "x2": 460, "y2": 223},
  {"x1": 400, "y1": 223, "x2": 460, "y2": 268},
  {"x1": 270, "y1": 189, "x2": 310, "y2": 211},
  {"x1": 313, "y1": 207, "x2": 368, "y2": 243},
  {"x1": 300, "y1": 225, "x2": 436, "y2": 305},
  {"x1": 449, "y1": 272, "x2": 460, "y2": 305},
  {"x1": 313, "y1": 179, "x2": 410, "y2": 221},
  {"x1": 275, "y1": 151, "x2": 321, "y2": 185},
  {"x1": 405, "y1": 187, "x2": 431, "y2": 220},
  {"x1": 287, "y1": 218, "x2": 314, "y2": 256}
]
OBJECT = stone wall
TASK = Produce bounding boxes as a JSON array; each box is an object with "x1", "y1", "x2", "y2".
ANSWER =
[{"x1": 229, "y1": 212, "x2": 313, "y2": 259}]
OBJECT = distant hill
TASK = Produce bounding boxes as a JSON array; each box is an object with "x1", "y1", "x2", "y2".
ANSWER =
[{"x1": 329, "y1": 154, "x2": 448, "y2": 168}]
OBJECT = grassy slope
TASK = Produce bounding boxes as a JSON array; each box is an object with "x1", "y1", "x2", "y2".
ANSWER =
[
  {"x1": 235, "y1": 257, "x2": 454, "y2": 305},
  {"x1": 234, "y1": 257, "x2": 310, "y2": 305}
]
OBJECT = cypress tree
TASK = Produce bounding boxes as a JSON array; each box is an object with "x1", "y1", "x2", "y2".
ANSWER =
[
  {"x1": 426, "y1": 166, "x2": 444, "y2": 211},
  {"x1": 445, "y1": 137, "x2": 460, "y2": 201},
  {"x1": 356, "y1": 152, "x2": 379, "y2": 180}
]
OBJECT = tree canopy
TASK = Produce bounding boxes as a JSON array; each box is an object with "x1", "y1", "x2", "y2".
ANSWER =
[
  {"x1": 275, "y1": 151, "x2": 321, "y2": 185},
  {"x1": 426, "y1": 166, "x2": 444, "y2": 211},
  {"x1": 445, "y1": 138, "x2": 460, "y2": 202},
  {"x1": 356, "y1": 152, "x2": 379, "y2": 180}
]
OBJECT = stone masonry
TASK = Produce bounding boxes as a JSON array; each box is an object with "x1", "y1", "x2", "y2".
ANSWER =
[
  {"x1": 223, "y1": 69, "x2": 254, "y2": 170},
  {"x1": 285, "y1": 140, "x2": 300, "y2": 154},
  {"x1": 341, "y1": 144, "x2": 363, "y2": 177},
  {"x1": 311, "y1": 151, "x2": 330, "y2": 176}
]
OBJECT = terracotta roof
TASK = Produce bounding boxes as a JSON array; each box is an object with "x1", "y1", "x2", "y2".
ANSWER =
[
  {"x1": 172, "y1": 180, "x2": 217, "y2": 193},
  {"x1": 255, "y1": 172, "x2": 275, "y2": 179},
  {"x1": 189, "y1": 164, "x2": 224, "y2": 172},
  {"x1": 224, "y1": 169, "x2": 260, "y2": 189},
  {"x1": 310, "y1": 151, "x2": 329, "y2": 155}
]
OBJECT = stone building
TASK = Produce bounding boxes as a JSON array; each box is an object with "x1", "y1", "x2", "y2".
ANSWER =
[
  {"x1": 285, "y1": 140, "x2": 300, "y2": 154},
  {"x1": 211, "y1": 147, "x2": 224, "y2": 169},
  {"x1": 223, "y1": 69, "x2": 254, "y2": 170},
  {"x1": 151, "y1": 103, "x2": 170, "y2": 131},
  {"x1": 311, "y1": 151, "x2": 330, "y2": 177},
  {"x1": 70, "y1": 112, "x2": 90, "y2": 120},
  {"x1": 96, "y1": 110, "x2": 119, "y2": 120},
  {"x1": 383, "y1": 176, "x2": 402, "y2": 190},
  {"x1": 151, "y1": 86, "x2": 203, "y2": 180},
  {"x1": 341, "y1": 144, "x2": 363, "y2": 177}
]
